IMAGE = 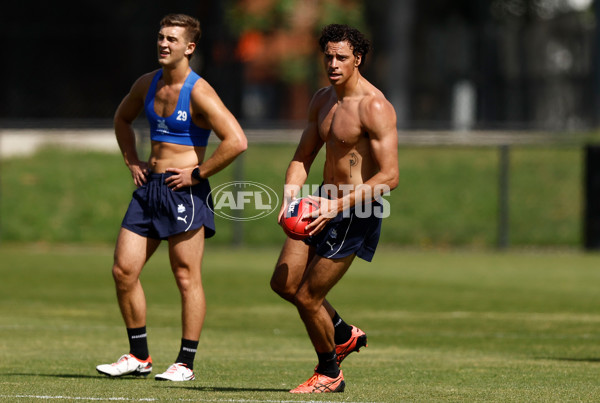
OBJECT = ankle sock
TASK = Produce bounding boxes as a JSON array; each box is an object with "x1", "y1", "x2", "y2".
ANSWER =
[
  {"x1": 315, "y1": 349, "x2": 340, "y2": 378},
  {"x1": 127, "y1": 326, "x2": 149, "y2": 360},
  {"x1": 332, "y1": 312, "x2": 352, "y2": 345},
  {"x1": 175, "y1": 338, "x2": 199, "y2": 370}
]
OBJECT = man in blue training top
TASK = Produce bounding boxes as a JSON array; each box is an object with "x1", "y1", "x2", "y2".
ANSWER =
[{"x1": 96, "y1": 13, "x2": 247, "y2": 382}]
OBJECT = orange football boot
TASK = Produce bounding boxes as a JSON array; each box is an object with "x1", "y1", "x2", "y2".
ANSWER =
[
  {"x1": 290, "y1": 370, "x2": 345, "y2": 393},
  {"x1": 336, "y1": 325, "x2": 367, "y2": 366}
]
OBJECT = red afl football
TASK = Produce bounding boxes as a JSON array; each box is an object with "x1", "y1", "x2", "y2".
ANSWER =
[{"x1": 281, "y1": 197, "x2": 320, "y2": 240}]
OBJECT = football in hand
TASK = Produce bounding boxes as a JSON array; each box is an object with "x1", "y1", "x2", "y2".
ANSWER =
[{"x1": 281, "y1": 197, "x2": 320, "y2": 240}]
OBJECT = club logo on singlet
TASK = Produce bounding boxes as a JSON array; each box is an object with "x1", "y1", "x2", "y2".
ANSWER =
[{"x1": 157, "y1": 119, "x2": 169, "y2": 133}]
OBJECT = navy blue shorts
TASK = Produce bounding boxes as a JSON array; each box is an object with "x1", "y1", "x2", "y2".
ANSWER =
[
  {"x1": 121, "y1": 172, "x2": 215, "y2": 240},
  {"x1": 304, "y1": 202, "x2": 383, "y2": 262}
]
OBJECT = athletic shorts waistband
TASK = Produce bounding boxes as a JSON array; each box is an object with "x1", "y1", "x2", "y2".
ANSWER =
[{"x1": 147, "y1": 172, "x2": 176, "y2": 180}]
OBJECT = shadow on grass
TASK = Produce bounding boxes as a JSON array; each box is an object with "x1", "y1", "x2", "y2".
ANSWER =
[
  {"x1": 538, "y1": 357, "x2": 600, "y2": 363},
  {"x1": 2, "y1": 373, "x2": 119, "y2": 379},
  {"x1": 4, "y1": 373, "x2": 291, "y2": 392},
  {"x1": 179, "y1": 386, "x2": 290, "y2": 393}
]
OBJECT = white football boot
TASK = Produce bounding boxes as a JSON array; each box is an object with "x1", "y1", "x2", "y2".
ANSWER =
[
  {"x1": 96, "y1": 354, "x2": 152, "y2": 377},
  {"x1": 154, "y1": 363, "x2": 195, "y2": 381}
]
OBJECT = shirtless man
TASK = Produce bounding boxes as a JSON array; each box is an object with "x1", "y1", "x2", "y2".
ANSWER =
[
  {"x1": 96, "y1": 14, "x2": 247, "y2": 382},
  {"x1": 270, "y1": 24, "x2": 399, "y2": 394}
]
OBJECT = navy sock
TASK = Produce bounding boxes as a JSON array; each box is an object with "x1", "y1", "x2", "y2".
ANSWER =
[
  {"x1": 175, "y1": 338, "x2": 199, "y2": 370},
  {"x1": 332, "y1": 312, "x2": 352, "y2": 345},
  {"x1": 316, "y1": 349, "x2": 340, "y2": 378},
  {"x1": 127, "y1": 326, "x2": 149, "y2": 360}
]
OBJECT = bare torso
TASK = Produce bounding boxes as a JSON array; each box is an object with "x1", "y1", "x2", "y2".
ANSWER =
[
  {"x1": 317, "y1": 84, "x2": 384, "y2": 197},
  {"x1": 149, "y1": 142, "x2": 206, "y2": 172}
]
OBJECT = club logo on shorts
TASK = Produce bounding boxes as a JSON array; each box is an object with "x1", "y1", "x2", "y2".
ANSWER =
[
  {"x1": 177, "y1": 204, "x2": 186, "y2": 214},
  {"x1": 208, "y1": 181, "x2": 279, "y2": 221}
]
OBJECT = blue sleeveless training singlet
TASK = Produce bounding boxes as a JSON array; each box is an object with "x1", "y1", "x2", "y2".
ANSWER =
[{"x1": 144, "y1": 70, "x2": 211, "y2": 147}]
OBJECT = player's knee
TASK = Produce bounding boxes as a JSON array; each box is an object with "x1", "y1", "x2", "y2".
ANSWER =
[
  {"x1": 172, "y1": 268, "x2": 198, "y2": 294},
  {"x1": 293, "y1": 290, "x2": 319, "y2": 315},
  {"x1": 270, "y1": 275, "x2": 296, "y2": 301},
  {"x1": 270, "y1": 276, "x2": 287, "y2": 297},
  {"x1": 112, "y1": 264, "x2": 135, "y2": 287}
]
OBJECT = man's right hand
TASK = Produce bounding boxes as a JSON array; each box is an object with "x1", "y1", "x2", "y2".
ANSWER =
[
  {"x1": 129, "y1": 161, "x2": 149, "y2": 187},
  {"x1": 277, "y1": 197, "x2": 294, "y2": 227},
  {"x1": 278, "y1": 184, "x2": 302, "y2": 226}
]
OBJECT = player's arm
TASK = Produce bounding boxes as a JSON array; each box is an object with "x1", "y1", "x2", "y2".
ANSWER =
[
  {"x1": 165, "y1": 80, "x2": 247, "y2": 188},
  {"x1": 114, "y1": 73, "x2": 153, "y2": 187},
  {"x1": 278, "y1": 90, "x2": 326, "y2": 222},
  {"x1": 344, "y1": 96, "x2": 399, "y2": 207},
  {"x1": 360, "y1": 96, "x2": 399, "y2": 192},
  {"x1": 182, "y1": 79, "x2": 247, "y2": 181}
]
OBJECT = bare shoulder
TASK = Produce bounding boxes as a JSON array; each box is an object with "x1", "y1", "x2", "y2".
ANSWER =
[
  {"x1": 359, "y1": 83, "x2": 394, "y2": 114},
  {"x1": 355, "y1": 79, "x2": 397, "y2": 138},
  {"x1": 313, "y1": 86, "x2": 333, "y2": 101},
  {"x1": 189, "y1": 76, "x2": 227, "y2": 114},
  {"x1": 359, "y1": 90, "x2": 397, "y2": 130},
  {"x1": 309, "y1": 86, "x2": 334, "y2": 109},
  {"x1": 191, "y1": 76, "x2": 219, "y2": 98},
  {"x1": 305, "y1": 86, "x2": 334, "y2": 120},
  {"x1": 128, "y1": 69, "x2": 159, "y2": 99}
]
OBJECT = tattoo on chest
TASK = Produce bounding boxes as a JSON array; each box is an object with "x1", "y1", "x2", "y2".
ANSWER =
[{"x1": 349, "y1": 152, "x2": 358, "y2": 178}]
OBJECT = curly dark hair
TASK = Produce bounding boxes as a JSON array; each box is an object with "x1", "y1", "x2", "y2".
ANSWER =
[{"x1": 318, "y1": 24, "x2": 371, "y2": 67}]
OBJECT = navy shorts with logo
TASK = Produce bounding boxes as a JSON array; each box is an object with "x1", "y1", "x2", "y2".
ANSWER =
[
  {"x1": 304, "y1": 201, "x2": 383, "y2": 262},
  {"x1": 121, "y1": 172, "x2": 215, "y2": 240}
]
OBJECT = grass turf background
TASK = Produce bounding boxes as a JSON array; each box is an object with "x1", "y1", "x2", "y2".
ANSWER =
[
  {"x1": 1, "y1": 245, "x2": 600, "y2": 401},
  {"x1": 0, "y1": 141, "x2": 594, "y2": 401}
]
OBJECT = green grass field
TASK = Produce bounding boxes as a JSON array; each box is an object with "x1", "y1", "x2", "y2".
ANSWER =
[{"x1": 1, "y1": 244, "x2": 600, "y2": 402}]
